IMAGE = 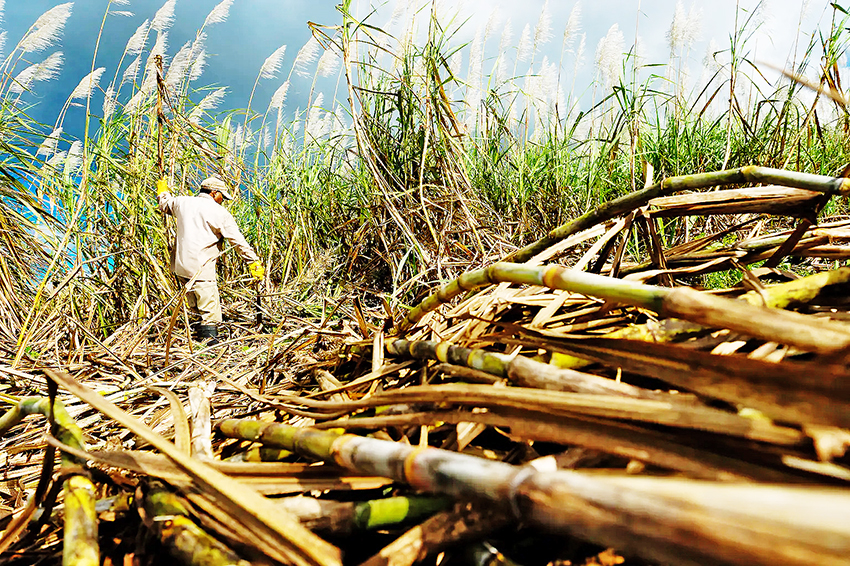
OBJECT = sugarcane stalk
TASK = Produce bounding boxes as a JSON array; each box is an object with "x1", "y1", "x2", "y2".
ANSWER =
[
  {"x1": 360, "y1": 500, "x2": 511, "y2": 566},
  {"x1": 143, "y1": 481, "x2": 251, "y2": 566},
  {"x1": 503, "y1": 166, "x2": 850, "y2": 264},
  {"x1": 387, "y1": 339, "x2": 668, "y2": 398},
  {"x1": 398, "y1": 262, "x2": 850, "y2": 355},
  {"x1": 553, "y1": 266, "x2": 850, "y2": 369},
  {"x1": 0, "y1": 397, "x2": 98, "y2": 566},
  {"x1": 217, "y1": 420, "x2": 850, "y2": 566},
  {"x1": 276, "y1": 494, "x2": 451, "y2": 533}
]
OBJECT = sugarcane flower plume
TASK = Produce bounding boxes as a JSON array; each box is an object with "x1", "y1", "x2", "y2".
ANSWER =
[
  {"x1": 151, "y1": 0, "x2": 176, "y2": 33},
  {"x1": 125, "y1": 19, "x2": 149, "y2": 56},
  {"x1": 18, "y1": 3, "x2": 73, "y2": 54},
  {"x1": 259, "y1": 44, "x2": 287, "y2": 80},
  {"x1": 595, "y1": 23, "x2": 625, "y2": 88},
  {"x1": 11, "y1": 51, "x2": 64, "y2": 94},
  {"x1": 69, "y1": 67, "x2": 105, "y2": 101},
  {"x1": 204, "y1": 0, "x2": 233, "y2": 27}
]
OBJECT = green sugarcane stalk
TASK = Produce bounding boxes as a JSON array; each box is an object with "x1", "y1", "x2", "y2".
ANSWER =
[
  {"x1": 0, "y1": 397, "x2": 98, "y2": 566},
  {"x1": 398, "y1": 262, "x2": 850, "y2": 355},
  {"x1": 217, "y1": 420, "x2": 850, "y2": 566},
  {"x1": 504, "y1": 166, "x2": 850, "y2": 264},
  {"x1": 277, "y1": 495, "x2": 451, "y2": 533},
  {"x1": 144, "y1": 481, "x2": 251, "y2": 566},
  {"x1": 352, "y1": 495, "x2": 451, "y2": 530},
  {"x1": 387, "y1": 339, "x2": 666, "y2": 398},
  {"x1": 553, "y1": 266, "x2": 850, "y2": 369}
]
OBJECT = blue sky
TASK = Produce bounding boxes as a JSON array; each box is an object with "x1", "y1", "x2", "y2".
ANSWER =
[{"x1": 1, "y1": 0, "x2": 833, "y2": 143}]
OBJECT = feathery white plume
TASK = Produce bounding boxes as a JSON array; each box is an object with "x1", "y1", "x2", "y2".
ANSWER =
[
  {"x1": 493, "y1": 19, "x2": 513, "y2": 83},
  {"x1": 702, "y1": 38, "x2": 721, "y2": 71},
  {"x1": 390, "y1": 0, "x2": 410, "y2": 26},
  {"x1": 668, "y1": 2, "x2": 702, "y2": 55},
  {"x1": 517, "y1": 24, "x2": 532, "y2": 63},
  {"x1": 151, "y1": 31, "x2": 168, "y2": 57},
  {"x1": 259, "y1": 44, "x2": 287, "y2": 80},
  {"x1": 166, "y1": 40, "x2": 192, "y2": 89},
  {"x1": 111, "y1": 11, "x2": 133, "y2": 17},
  {"x1": 204, "y1": 0, "x2": 233, "y2": 27},
  {"x1": 683, "y1": 5, "x2": 703, "y2": 50},
  {"x1": 534, "y1": 0, "x2": 552, "y2": 48},
  {"x1": 69, "y1": 67, "x2": 105, "y2": 100},
  {"x1": 484, "y1": 7, "x2": 500, "y2": 43},
  {"x1": 595, "y1": 24, "x2": 624, "y2": 88},
  {"x1": 449, "y1": 51, "x2": 462, "y2": 78},
  {"x1": 188, "y1": 48, "x2": 206, "y2": 82},
  {"x1": 19, "y1": 3, "x2": 73, "y2": 54},
  {"x1": 122, "y1": 56, "x2": 141, "y2": 84},
  {"x1": 37, "y1": 127, "x2": 62, "y2": 157},
  {"x1": 0, "y1": 31, "x2": 7, "y2": 61},
  {"x1": 112, "y1": 0, "x2": 129, "y2": 5},
  {"x1": 667, "y1": 1, "x2": 685, "y2": 54},
  {"x1": 189, "y1": 86, "x2": 227, "y2": 122},
  {"x1": 262, "y1": 126, "x2": 272, "y2": 151},
  {"x1": 11, "y1": 51, "x2": 64, "y2": 94},
  {"x1": 269, "y1": 80, "x2": 289, "y2": 110},
  {"x1": 564, "y1": 3, "x2": 581, "y2": 50},
  {"x1": 293, "y1": 36, "x2": 320, "y2": 78},
  {"x1": 305, "y1": 93, "x2": 327, "y2": 141},
  {"x1": 125, "y1": 19, "x2": 149, "y2": 56},
  {"x1": 124, "y1": 88, "x2": 150, "y2": 113},
  {"x1": 467, "y1": 26, "x2": 484, "y2": 90},
  {"x1": 0, "y1": 0, "x2": 5, "y2": 23},
  {"x1": 151, "y1": 0, "x2": 176, "y2": 32},
  {"x1": 316, "y1": 48, "x2": 339, "y2": 78},
  {"x1": 64, "y1": 140, "x2": 83, "y2": 175},
  {"x1": 184, "y1": 33, "x2": 207, "y2": 82},
  {"x1": 498, "y1": 18, "x2": 514, "y2": 55},
  {"x1": 574, "y1": 33, "x2": 586, "y2": 72},
  {"x1": 103, "y1": 86, "x2": 116, "y2": 119},
  {"x1": 47, "y1": 151, "x2": 66, "y2": 169}
]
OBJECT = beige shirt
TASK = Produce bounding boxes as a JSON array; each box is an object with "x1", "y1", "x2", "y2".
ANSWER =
[{"x1": 158, "y1": 191, "x2": 259, "y2": 281}]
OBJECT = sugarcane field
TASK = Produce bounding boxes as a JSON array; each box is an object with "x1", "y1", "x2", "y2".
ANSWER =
[{"x1": 3, "y1": 1, "x2": 850, "y2": 565}]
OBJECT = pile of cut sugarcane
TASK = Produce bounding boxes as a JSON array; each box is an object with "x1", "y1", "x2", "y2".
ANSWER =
[{"x1": 2, "y1": 166, "x2": 850, "y2": 566}]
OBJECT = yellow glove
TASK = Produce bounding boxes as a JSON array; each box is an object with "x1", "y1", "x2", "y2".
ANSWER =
[
  {"x1": 156, "y1": 178, "x2": 169, "y2": 196},
  {"x1": 248, "y1": 260, "x2": 264, "y2": 281}
]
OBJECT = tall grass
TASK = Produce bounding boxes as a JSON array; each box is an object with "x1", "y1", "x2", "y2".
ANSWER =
[{"x1": 0, "y1": 0, "x2": 847, "y2": 357}]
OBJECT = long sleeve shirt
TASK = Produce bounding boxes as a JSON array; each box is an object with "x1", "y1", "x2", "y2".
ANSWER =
[{"x1": 157, "y1": 191, "x2": 260, "y2": 281}]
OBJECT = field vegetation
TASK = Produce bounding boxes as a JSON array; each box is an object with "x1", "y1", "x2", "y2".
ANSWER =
[{"x1": 0, "y1": 0, "x2": 850, "y2": 564}]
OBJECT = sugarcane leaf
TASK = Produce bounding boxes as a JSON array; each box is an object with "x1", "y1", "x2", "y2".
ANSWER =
[
  {"x1": 148, "y1": 386, "x2": 191, "y2": 456},
  {"x1": 44, "y1": 369, "x2": 342, "y2": 566}
]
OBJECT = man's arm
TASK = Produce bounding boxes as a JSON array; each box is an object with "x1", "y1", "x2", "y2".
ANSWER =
[
  {"x1": 156, "y1": 178, "x2": 176, "y2": 214},
  {"x1": 218, "y1": 210, "x2": 261, "y2": 265}
]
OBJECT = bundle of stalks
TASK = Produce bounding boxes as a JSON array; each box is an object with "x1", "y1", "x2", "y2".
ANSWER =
[
  {"x1": 2, "y1": 163, "x2": 850, "y2": 566},
  {"x1": 5, "y1": 1, "x2": 850, "y2": 565}
]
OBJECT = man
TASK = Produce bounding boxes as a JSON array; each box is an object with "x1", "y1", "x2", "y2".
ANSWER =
[{"x1": 156, "y1": 175, "x2": 264, "y2": 344}]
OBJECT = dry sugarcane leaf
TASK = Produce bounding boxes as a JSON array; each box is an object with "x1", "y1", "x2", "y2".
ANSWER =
[
  {"x1": 44, "y1": 369, "x2": 342, "y2": 566},
  {"x1": 350, "y1": 383, "x2": 804, "y2": 445},
  {"x1": 533, "y1": 335, "x2": 850, "y2": 429},
  {"x1": 648, "y1": 186, "x2": 822, "y2": 217},
  {"x1": 148, "y1": 386, "x2": 191, "y2": 456},
  {"x1": 72, "y1": 443, "x2": 392, "y2": 495},
  {"x1": 0, "y1": 489, "x2": 39, "y2": 555}
]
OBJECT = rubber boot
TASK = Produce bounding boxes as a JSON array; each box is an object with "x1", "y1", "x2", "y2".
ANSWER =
[{"x1": 195, "y1": 324, "x2": 219, "y2": 346}]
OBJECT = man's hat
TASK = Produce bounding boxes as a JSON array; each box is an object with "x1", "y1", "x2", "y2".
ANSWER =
[{"x1": 200, "y1": 176, "x2": 233, "y2": 200}]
